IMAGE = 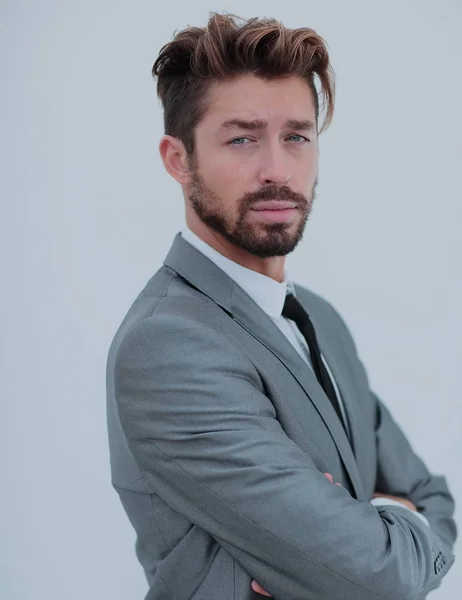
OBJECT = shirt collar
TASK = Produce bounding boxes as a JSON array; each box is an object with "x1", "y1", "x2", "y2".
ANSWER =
[{"x1": 181, "y1": 226, "x2": 293, "y2": 319}]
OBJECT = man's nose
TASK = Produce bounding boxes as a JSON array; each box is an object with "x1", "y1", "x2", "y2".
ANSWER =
[{"x1": 258, "y1": 145, "x2": 291, "y2": 185}]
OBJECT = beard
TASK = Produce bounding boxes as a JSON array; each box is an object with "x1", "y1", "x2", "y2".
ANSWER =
[{"x1": 188, "y1": 164, "x2": 317, "y2": 258}]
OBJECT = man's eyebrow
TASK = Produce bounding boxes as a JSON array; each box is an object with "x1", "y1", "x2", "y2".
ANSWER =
[
  {"x1": 219, "y1": 118, "x2": 267, "y2": 131},
  {"x1": 219, "y1": 118, "x2": 315, "y2": 131},
  {"x1": 284, "y1": 119, "x2": 315, "y2": 131}
]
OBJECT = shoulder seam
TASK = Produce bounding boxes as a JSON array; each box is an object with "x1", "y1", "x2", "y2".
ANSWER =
[{"x1": 147, "y1": 267, "x2": 176, "y2": 319}]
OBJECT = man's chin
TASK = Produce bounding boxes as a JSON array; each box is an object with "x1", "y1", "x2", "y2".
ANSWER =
[{"x1": 234, "y1": 234, "x2": 302, "y2": 258}]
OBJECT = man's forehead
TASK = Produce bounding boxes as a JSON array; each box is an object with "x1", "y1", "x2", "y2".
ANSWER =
[{"x1": 202, "y1": 77, "x2": 316, "y2": 129}]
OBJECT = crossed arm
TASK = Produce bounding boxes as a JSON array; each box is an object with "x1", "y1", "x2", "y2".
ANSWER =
[
  {"x1": 252, "y1": 396, "x2": 457, "y2": 597},
  {"x1": 114, "y1": 309, "x2": 456, "y2": 600}
]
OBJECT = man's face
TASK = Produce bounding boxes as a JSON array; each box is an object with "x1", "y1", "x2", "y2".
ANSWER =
[{"x1": 187, "y1": 74, "x2": 318, "y2": 258}]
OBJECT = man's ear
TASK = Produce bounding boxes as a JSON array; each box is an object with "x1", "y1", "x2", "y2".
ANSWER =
[{"x1": 159, "y1": 135, "x2": 190, "y2": 184}]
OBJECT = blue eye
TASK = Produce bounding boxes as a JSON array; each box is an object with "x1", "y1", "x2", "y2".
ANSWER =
[
  {"x1": 287, "y1": 134, "x2": 309, "y2": 143},
  {"x1": 229, "y1": 137, "x2": 250, "y2": 145}
]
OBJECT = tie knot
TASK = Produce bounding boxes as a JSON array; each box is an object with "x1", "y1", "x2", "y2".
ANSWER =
[{"x1": 282, "y1": 293, "x2": 306, "y2": 324}]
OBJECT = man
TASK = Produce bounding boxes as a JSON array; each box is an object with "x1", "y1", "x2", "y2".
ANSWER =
[{"x1": 106, "y1": 12, "x2": 457, "y2": 599}]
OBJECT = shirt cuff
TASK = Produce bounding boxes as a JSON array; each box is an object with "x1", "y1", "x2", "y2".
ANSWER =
[{"x1": 370, "y1": 497, "x2": 430, "y2": 527}]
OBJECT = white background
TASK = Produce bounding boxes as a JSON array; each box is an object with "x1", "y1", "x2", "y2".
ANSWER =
[{"x1": 2, "y1": 0, "x2": 461, "y2": 598}]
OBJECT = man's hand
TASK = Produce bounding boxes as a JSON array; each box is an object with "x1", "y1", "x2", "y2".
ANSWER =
[
  {"x1": 251, "y1": 580, "x2": 272, "y2": 596},
  {"x1": 251, "y1": 473, "x2": 341, "y2": 597},
  {"x1": 372, "y1": 492, "x2": 417, "y2": 512}
]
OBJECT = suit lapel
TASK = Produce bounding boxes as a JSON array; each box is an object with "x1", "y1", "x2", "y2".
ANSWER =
[
  {"x1": 164, "y1": 233, "x2": 363, "y2": 499},
  {"x1": 318, "y1": 333, "x2": 362, "y2": 449},
  {"x1": 314, "y1": 330, "x2": 369, "y2": 484},
  {"x1": 230, "y1": 286, "x2": 363, "y2": 499}
]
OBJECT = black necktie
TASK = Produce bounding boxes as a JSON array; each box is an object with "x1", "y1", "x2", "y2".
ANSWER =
[{"x1": 282, "y1": 293, "x2": 345, "y2": 428}]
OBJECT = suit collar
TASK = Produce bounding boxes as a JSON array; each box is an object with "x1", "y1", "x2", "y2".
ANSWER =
[
  {"x1": 164, "y1": 232, "x2": 235, "y2": 313},
  {"x1": 164, "y1": 232, "x2": 363, "y2": 499},
  {"x1": 180, "y1": 226, "x2": 290, "y2": 319}
]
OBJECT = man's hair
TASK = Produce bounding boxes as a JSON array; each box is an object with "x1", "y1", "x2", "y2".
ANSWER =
[{"x1": 152, "y1": 12, "x2": 335, "y2": 156}]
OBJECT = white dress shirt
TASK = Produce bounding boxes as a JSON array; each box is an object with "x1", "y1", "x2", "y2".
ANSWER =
[{"x1": 180, "y1": 225, "x2": 429, "y2": 526}]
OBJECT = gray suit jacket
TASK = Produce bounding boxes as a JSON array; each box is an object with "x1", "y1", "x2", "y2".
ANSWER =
[{"x1": 106, "y1": 232, "x2": 457, "y2": 600}]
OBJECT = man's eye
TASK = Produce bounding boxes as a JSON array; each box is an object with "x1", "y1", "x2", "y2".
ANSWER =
[
  {"x1": 287, "y1": 134, "x2": 310, "y2": 143},
  {"x1": 229, "y1": 137, "x2": 251, "y2": 146}
]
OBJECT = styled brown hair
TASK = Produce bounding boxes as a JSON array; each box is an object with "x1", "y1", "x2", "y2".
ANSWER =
[{"x1": 152, "y1": 12, "x2": 335, "y2": 156}]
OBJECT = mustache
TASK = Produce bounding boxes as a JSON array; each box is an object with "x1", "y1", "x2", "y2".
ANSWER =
[{"x1": 242, "y1": 185, "x2": 310, "y2": 208}]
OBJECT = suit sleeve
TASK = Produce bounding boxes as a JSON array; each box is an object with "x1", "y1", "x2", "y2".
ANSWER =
[
  {"x1": 373, "y1": 393, "x2": 457, "y2": 546},
  {"x1": 322, "y1": 298, "x2": 457, "y2": 598},
  {"x1": 114, "y1": 306, "x2": 455, "y2": 600},
  {"x1": 373, "y1": 392, "x2": 457, "y2": 596}
]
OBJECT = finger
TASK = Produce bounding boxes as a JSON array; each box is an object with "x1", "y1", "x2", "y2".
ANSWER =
[
  {"x1": 324, "y1": 472, "x2": 334, "y2": 483},
  {"x1": 251, "y1": 580, "x2": 272, "y2": 596}
]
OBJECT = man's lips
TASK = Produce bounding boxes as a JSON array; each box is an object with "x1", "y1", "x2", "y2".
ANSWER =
[
  {"x1": 249, "y1": 200, "x2": 299, "y2": 223},
  {"x1": 251, "y1": 200, "x2": 297, "y2": 211}
]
